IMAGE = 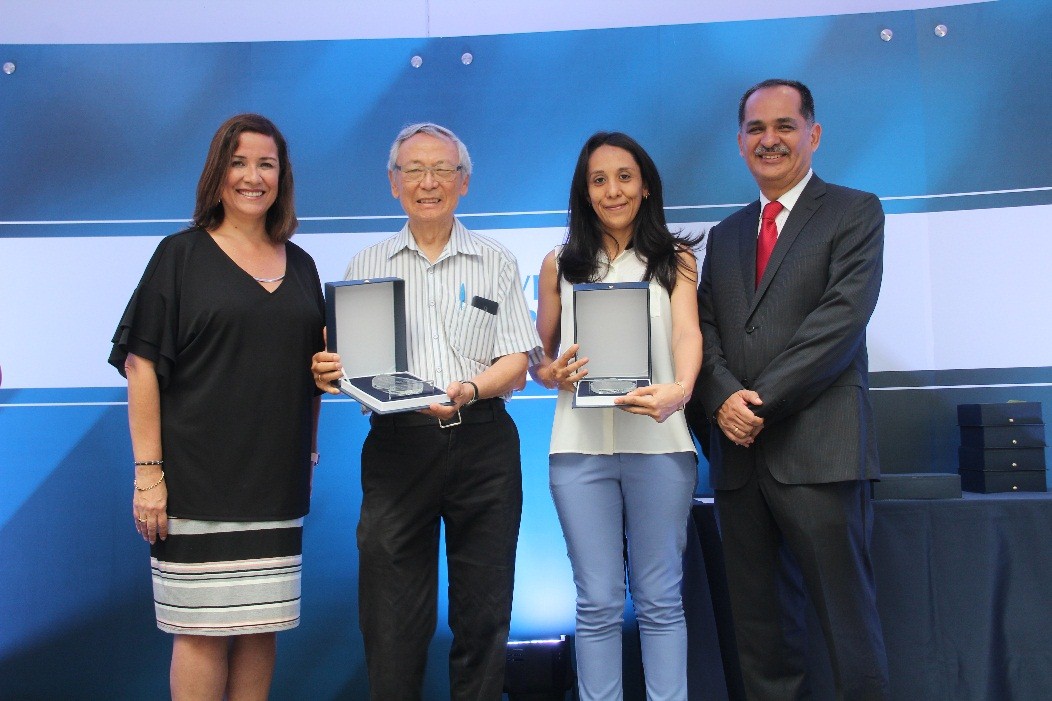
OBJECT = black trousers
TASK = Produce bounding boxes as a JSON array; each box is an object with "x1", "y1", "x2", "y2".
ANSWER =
[
  {"x1": 715, "y1": 456, "x2": 890, "y2": 701},
  {"x1": 357, "y1": 400, "x2": 523, "y2": 701}
]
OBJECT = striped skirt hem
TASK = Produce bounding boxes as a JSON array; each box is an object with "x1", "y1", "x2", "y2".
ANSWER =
[{"x1": 150, "y1": 517, "x2": 303, "y2": 636}]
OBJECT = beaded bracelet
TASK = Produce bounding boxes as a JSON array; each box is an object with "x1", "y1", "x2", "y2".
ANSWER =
[
  {"x1": 134, "y1": 460, "x2": 164, "y2": 466},
  {"x1": 134, "y1": 471, "x2": 165, "y2": 492}
]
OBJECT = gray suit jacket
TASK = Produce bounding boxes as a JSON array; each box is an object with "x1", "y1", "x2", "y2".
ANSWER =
[{"x1": 693, "y1": 174, "x2": 883, "y2": 489}]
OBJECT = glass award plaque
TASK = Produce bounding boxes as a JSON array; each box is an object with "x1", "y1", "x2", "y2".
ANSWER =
[
  {"x1": 372, "y1": 374, "x2": 425, "y2": 397},
  {"x1": 587, "y1": 379, "x2": 640, "y2": 395}
]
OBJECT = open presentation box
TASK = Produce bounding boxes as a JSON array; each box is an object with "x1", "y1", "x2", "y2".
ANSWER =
[
  {"x1": 572, "y1": 281, "x2": 652, "y2": 408},
  {"x1": 325, "y1": 278, "x2": 451, "y2": 413}
]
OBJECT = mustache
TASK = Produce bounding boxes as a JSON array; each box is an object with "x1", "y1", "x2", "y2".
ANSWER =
[{"x1": 754, "y1": 144, "x2": 790, "y2": 156}]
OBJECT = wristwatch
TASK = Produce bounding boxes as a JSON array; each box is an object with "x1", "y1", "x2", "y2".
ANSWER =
[{"x1": 463, "y1": 380, "x2": 480, "y2": 406}]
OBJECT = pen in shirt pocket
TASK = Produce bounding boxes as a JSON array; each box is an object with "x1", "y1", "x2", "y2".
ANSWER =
[{"x1": 459, "y1": 283, "x2": 466, "y2": 309}]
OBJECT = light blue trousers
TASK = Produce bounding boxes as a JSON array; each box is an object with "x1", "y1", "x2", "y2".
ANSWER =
[{"x1": 550, "y1": 452, "x2": 697, "y2": 701}]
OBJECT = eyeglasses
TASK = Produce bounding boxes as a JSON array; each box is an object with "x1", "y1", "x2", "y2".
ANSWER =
[{"x1": 394, "y1": 164, "x2": 463, "y2": 183}]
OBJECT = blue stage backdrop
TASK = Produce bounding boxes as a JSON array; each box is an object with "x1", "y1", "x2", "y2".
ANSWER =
[{"x1": 2, "y1": 1, "x2": 1051, "y2": 698}]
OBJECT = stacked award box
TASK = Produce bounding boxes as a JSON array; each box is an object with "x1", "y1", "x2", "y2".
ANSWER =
[
  {"x1": 871, "y1": 472, "x2": 961, "y2": 500},
  {"x1": 324, "y1": 278, "x2": 451, "y2": 414},
  {"x1": 572, "y1": 282, "x2": 652, "y2": 408},
  {"x1": 957, "y1": 402, "x2": 1047, "y2": 493}
]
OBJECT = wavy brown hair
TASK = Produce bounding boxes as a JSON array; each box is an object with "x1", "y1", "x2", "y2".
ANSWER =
[{"x1": 192, "y1": 114, "x2": 297, "y2": 242}]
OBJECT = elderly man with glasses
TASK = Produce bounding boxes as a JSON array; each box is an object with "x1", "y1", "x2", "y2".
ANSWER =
[{"x1": 312, "y1": 123, "x2": 541, "y2": 701}]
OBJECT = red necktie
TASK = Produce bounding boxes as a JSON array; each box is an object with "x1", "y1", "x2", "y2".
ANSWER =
[{"x1": 755, "y1": 200, "x2": 784, "y2": 288}]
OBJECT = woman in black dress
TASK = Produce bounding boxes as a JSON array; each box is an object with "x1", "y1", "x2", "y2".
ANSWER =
[{"x1": 109, "y1": 114, "x2": 324, "y2": 700}]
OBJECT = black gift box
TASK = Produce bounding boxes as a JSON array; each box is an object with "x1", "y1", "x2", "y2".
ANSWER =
[
  {"x1": 959, "y1": 424, "x2": 1046, "y2": 449},
  {"x1": 959, "y1": 469, "x2": 1047, "y2": 494},
  {"x1": 956, "y1": 401, "x2": 1048, "y2": 494},
  {"x1": 871, "y1": 473, "x2": 962, "y2": 500},
  {"x1": 957, "y1": 402, "x2": 1043, "y2": 426},
  {"x1": 958, "y1": 447, "x2": 1046, "y2": 472}
]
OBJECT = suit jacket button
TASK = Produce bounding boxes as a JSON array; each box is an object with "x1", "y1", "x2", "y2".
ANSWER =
[
  {"x1": 746, "y1": 326, "x2": 757, "y2": 334},
  {"x1": 742, "y1": 378, "x2": 750, "y2": 387}
]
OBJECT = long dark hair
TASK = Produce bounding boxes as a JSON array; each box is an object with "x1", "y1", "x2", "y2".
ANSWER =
[
  {"x1": 192, "y1": 113, "x2": 297, "y2": 243},
  {"x1": 559, "y1": 131, "x2": 701, "y2": 293}
]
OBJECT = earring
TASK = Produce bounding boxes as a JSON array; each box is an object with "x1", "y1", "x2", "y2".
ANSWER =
[{"x1": 643, "y1": 193, "x2": 649, "y2": 200}]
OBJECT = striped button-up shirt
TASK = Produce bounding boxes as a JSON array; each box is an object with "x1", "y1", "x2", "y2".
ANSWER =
[{"x1": 344, "y1": 218, "x2": 541, "y2": 392}]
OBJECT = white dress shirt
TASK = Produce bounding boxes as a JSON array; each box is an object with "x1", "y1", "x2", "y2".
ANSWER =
[{"x1": 758, "y1": 169, "x2": 814, "y2": 237}]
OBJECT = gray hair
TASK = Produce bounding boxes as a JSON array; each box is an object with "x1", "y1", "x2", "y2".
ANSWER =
[{"x1": 386, "y1": 122, "x2": 473, "y2": 176}]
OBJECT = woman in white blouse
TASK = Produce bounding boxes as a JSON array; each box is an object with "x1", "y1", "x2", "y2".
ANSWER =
[{"x1": 530, "y1": 131, "x2": 703, "y2": 701}]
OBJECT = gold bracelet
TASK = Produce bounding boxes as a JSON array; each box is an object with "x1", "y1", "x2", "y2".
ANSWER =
[
  {"x1": 134, "y1": 470, "x2": 165, "y2": 492},
  {"x1": 674, "y1": 380, "x2": 688, "y2": 410}
]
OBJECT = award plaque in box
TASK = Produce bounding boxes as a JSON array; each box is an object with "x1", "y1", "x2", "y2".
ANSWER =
[
  {"x1": 572, "y1": 282, "x2": 652, "y2": 408},
  {"x1": 324, "y1": 278, "x2": 451, "y2": 413}
]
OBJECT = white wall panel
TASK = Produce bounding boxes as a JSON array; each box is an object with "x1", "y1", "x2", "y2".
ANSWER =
[
  {"x1": 928, "y1": 204, "x2": 1052, "y2": 370},
  {"x1": 3, "y1": 204, "x2": 1044, "y2": 389},
  {"x1": 869, "y1": 212, "x2": 937, "y2": 373}
]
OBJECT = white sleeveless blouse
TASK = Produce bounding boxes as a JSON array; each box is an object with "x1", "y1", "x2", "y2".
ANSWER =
[{"x1": 549, "y1": 248, "x2": 695, "y2": 456}]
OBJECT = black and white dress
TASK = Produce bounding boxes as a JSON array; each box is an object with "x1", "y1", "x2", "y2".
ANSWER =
[{"x1": 109, "y1": 227, "x2": 324, "y2": 636}]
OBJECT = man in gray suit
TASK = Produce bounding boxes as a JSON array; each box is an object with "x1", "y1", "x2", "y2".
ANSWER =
[{"x1": 689, "y1": 79, "x2": 890, "y2": 699}]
